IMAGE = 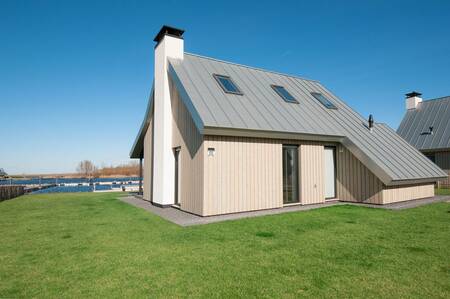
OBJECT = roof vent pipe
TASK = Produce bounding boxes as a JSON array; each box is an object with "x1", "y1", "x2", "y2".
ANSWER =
[
  {"x1": 421, "y1": 126, "x2": 434, "y2": 136},
  {"x1": 368, "y1": 114, "x2": 374, "y2": 130}
]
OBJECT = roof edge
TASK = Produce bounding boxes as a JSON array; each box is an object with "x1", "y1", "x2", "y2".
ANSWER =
[
  {"x1": 387, "y1": 176, "x2": 447, "y2": 187},
  {"x1": 422, "y1": 95, "x2": 450, "y2": 103},
  {"x1": 340, "y1": 137, "x2": 394, "y2": 185},
  {"x1": 203, "y1": 126, "x2": 344, "y2": 142},
  {"x1": 168, "y1": 61, "x2": 205, "y2": 133},
  {"x1": 420, "y1": 148, "x2": 450, "y2": 153},
  {"x1": 184, "y1": 52, "x2": 320, "y2": 84},
  {"x1": 130, "y1": 84, "x2": 154, "y2": 158}
]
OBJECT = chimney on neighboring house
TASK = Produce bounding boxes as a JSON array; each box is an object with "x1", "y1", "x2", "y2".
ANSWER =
[
  {"x1": 405, "y1": 91, "x2": 422, "y2": 110},
  {"x1": 152, "y1": 25, "x2": 184, "y2": 206}
]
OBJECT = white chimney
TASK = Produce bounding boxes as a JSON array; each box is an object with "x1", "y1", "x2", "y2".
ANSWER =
[
  {"x1": 152, "y1": 26, "x2": 184, "y2": 206},
  {"x1": 405, "y1": 91, "x2": 422, "y2": 110}
]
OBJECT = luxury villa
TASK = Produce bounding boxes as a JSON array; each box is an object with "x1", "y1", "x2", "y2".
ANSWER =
[
  {"x1": 130, "y1": 26, "x2": 447, "y2": 216},
  {"x1": 398, "y1": 93, "x2": 450, "y2": 187}
]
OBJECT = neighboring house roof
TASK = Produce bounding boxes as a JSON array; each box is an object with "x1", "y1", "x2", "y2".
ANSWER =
[
  {"x1": 397, "y1": 96, "x2": 450, "y2": 151},
  {"x1": 131, "y1": 53, "x2": 447, "y2": 185}
]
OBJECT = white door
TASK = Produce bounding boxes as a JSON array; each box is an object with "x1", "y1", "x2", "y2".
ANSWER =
[{"x1": 324, "y1": 147, "x2": 336, "y2": 199}]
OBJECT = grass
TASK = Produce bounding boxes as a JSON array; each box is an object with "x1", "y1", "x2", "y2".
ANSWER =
[{"x1": 0, "y1": 193, "x2": 449, "y2": 298}]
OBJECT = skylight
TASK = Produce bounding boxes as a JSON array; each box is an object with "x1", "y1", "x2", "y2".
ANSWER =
[
  {"x1": 213, "y1": 74, "x2": 243, "y2": 95},
  {"x1": 311, "y1": 92, "x2": 337, "y2": 109},
  {"x1": 271, "y1": 85, "x2": 298, "y2": 103}
]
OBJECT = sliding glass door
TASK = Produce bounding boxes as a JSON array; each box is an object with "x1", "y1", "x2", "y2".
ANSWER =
[
  {"x1": 283, "y1": 145, "x2": 299, "y2": 204},
  {"x1": 324, "y1": 146, "x2": 336, "y2": 199},
  {"x1": 174, "y1": 147, "x2": 180, "y2": 205}
]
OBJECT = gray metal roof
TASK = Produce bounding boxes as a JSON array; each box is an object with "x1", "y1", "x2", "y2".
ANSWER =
[
  {"x1": 130, "y1": 52, "x2": 447, "y2": 184},
  {"x1": 130, "y1": 85, "x2": 154, "y2": 158},
  {"x1": 397, "y1": 96, "x2": 450, "y2": 151}
]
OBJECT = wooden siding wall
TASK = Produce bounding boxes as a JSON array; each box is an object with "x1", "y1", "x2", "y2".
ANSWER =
[
  {"x1": 170, "y1": 78, "x2": 204, "y2": 215},
  {"x1": 435, "y1": 151, "x2": 450, "y2": 187},
  {"x1": 203, "y1": 136, "x2": 283, "y2": 216},
  {"x1": 143, "y1": 117, "x2": 153, "y2": 201},
  {"x1": 336, "y1": 145, "x2": 384, "y2": 204},
  {"x1": 299, "y1": 142, "x2": 325, "y2": 204},
  {"x1": 201, "y1": 136, "x2": 434, "y2": 214},
  {"x1": 382, "y1": 184, "x2": 434, "y2": 204}
]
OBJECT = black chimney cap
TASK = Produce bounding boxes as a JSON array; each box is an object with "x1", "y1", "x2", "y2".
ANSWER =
[
  {"x1": 153, "y1": 25, "x2": 185, "y2": 43},
  {"x1": 405, "y1": 91, "x2": 422, "y2": 98}
]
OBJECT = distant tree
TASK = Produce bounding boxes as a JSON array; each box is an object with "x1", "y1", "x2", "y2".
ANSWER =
[
  {"x1": 0, "y1": 168, "x2": 7, "y2": 178},
  {"x1": 96, "y1": 161, "x2": 139, "y2": 177},
  {"x1": 76, "y1": 160, "x2": 97, "y2": 178}
]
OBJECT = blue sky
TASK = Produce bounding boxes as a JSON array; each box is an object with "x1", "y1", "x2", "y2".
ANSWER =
[{"x1": 1, "y1": 0, "x2": 449, "y2": 174}]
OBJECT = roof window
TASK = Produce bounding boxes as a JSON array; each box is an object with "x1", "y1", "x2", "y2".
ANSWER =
[
  {"x1": 213, "y1": 74, "x2": 243, "y2": 95},
  {"x1": 271, "y1": 85, "x2": 298, "y2": 103},
  {"x1": 311, "y1": 92, "x2": 337, "y2": 109}
]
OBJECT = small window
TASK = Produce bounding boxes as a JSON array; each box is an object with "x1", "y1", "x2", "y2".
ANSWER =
[
  {"x1": 271, "y1": 85, "x2": 298, "y2": 103},
  {"x1": 213, "y1": 74, "x2": 242, "y2": 95},
  {"x1": 424, "y1": 153, "x2": 436, "y2": 163},
  {"x1": 311, "y1": 92, "x2": 337, "y2": 109}
]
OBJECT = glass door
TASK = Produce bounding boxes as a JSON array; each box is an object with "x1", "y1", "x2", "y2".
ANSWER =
[
  {"x1": 174, "y1": 147, "x2": 180, "y2": 205},
  {"x1": 283, "y1": 145, "x2": 299, "y2": 204},
  {"x1": 324, "y1": 147, "x2": 336, "y2": 199}
]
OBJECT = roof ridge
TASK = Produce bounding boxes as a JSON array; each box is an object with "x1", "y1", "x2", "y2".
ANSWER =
[
  {"x1": 422, "y1": 95, "x2": 450, "y2": 103},
  {"x1": 184, "y1": 52, "x2": 320, "y2": 83}
]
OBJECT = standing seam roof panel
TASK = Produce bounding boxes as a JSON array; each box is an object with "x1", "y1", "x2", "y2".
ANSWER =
[
  {"x1": 398, "y1": 96, "x2": 450, "y2": 151},
  {"x1": 222, "y1": 63, "x2": 282, "y2": 131},
  {"x1": 178, "y1": 57, "x2": 235, "y2": 126},
  {"x1": 381, "y1": 123, "x2": 445, "y2": 177},
  {"x1": 242, "y1": 66, "x2": 311, "y2": 133},
  {"x1": 167, "y1": 53, "x2": 447, "y2": 182},
  {"x1": 309, "y1": 82, "x2": 410, "y2": 179},
  {"x1": 310, "y1": 82, "x2": 437, "y2": 179},
  {"x1": 168, "y1": 59, "x2": 220, "y2": 126},
  {"x1": 236, "y1": 65, "x2": 308, "y2": 132},
  {"x1": 198, "y1": 57, "x2": 260, "y2": 129},
  {"x1": 431, "y1": 101, "x2": 449, "y2": 149},
  {"x1": 321, "y1": 83, "x2": 444, "y2": 179},
  {"x1": 283, "y1": 77, "x2": 345, "y2": 136},
  {"x1": 267, "y1": 72, "x2": 342, "y2": 135},
  {"x1": 416, "y1": 101, "x2": 440, "y2": 150},
  {"x1": 180, "y1": 56, "x2": 235, "y2": 126},
  {"x1": 256, "y1": 71, "x2": 324, "y2": 134}
]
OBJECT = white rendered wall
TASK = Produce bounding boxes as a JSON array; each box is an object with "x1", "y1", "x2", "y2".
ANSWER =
[{"x1": 152, "y1": 35, "x2": 184, "y2": 205}]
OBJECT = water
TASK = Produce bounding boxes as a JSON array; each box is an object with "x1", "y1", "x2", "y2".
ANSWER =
[
  {"x1": 31, "y1": 184, "x2": 139, "y2": 194},
  {"x1": 0, "y1": 176, "x2": 140, "y2": 185},
  {"x1": 0, "y1": 176, "x2": 141, "y2": 194}
]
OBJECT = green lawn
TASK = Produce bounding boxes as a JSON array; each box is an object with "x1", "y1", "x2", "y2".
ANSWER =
[{"x1": 0, "y1": 193, "x2": 449, "y2": 298}]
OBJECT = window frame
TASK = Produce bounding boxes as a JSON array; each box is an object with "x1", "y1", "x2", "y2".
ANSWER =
[
  {"x1": 213, "y1": 74, "x2": 243, "y2": 95},
  {"x1": 271, "y1": 85, "x2": 298, "y2": 103},
  {"x1": 311, "y1": 92, "x2": 337, "y2": 109}
]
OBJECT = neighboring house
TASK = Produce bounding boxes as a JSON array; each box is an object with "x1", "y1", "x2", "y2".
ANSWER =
[
  {"x1": 397, "y1": 93, "x2": 450, "y2": 187},
  {"x1": 130, "y1": 26, "x2": 447, "y2": 216}
]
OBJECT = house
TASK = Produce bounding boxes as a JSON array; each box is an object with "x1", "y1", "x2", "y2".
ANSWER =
[
  {"x1": 130, "y1": 26, "x2": 447, "y2": 216},
  {"x1": 397, "y1": 93, "x2": 450, "y2": 187}
]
